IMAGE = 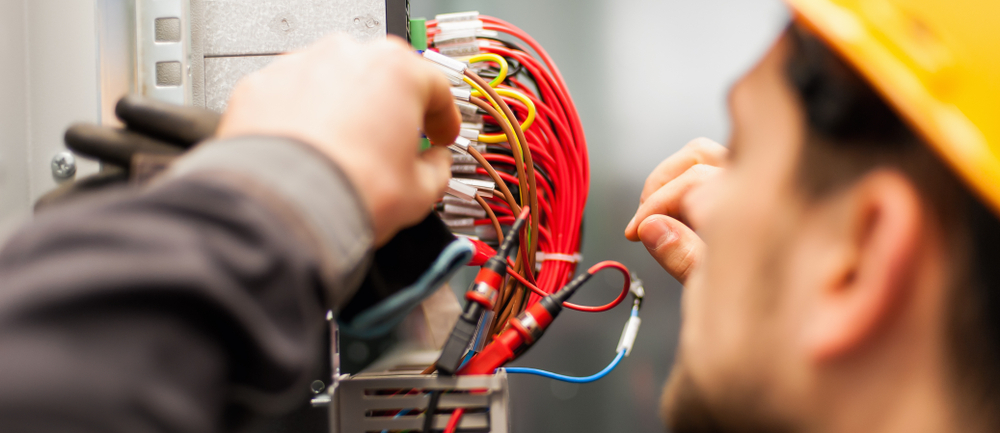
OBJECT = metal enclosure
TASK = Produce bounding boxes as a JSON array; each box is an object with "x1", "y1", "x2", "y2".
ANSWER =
[
  {"x1": 331, "y1": 372, "x2": 510, "y2": 433},
  {"x1": 0, "y1": 0, "x2": 390, "y2": 222}
]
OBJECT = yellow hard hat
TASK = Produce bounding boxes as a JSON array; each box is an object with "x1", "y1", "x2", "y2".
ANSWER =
[{"x1": 784, "y1": 0, "x2": 1000, "y2": 214}]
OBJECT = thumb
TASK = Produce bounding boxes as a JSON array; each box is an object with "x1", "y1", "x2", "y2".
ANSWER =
[
  {"x1": 415, "y1": 146, "x2": 453, "y2": 204},
  {"x1": 638, "y1": 214, "x2": 704, "y2": 284}
]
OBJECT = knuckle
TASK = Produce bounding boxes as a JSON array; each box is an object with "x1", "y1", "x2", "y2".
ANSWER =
[{"x1": 688, "y1": 163, "x2": 717, "y2": 179}]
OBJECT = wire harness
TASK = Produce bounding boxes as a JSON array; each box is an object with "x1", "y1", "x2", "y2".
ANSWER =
[{"x1": 426, "y1": 11, "x2": 598, "y2": 344}]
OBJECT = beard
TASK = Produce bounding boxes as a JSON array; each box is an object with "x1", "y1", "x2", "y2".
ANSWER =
[{"x1": 660, "y1": 357, "x2": 795, "y2": 433}]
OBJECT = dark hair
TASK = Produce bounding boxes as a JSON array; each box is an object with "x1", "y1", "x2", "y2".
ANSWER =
[{"x1": 786, "y1": 24, "x2": 1000, "y2": 424}]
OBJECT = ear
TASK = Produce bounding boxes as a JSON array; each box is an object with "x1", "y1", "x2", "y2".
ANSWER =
[{"x1": 804, "y1": 170, "x2": 924, "y2": 360}]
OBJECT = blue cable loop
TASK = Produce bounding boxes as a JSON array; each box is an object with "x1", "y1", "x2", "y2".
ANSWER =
[
  {"x1": 502, "y1": 306, "x2": 638, "y2": 383},
  {"x1": 503, "y1": 350, "x2": 626, "y2": 384},
  {"x1": 339, "y1": 237, "x2": 475, "y2": 338}
]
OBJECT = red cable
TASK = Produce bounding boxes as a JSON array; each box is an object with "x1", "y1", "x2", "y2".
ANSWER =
[
  {"x1": 444, "y1": 408, "x2": 465, "y2": 433},
  {"x1": 505, "y1": 260, "x2": 631, "y2": 313}
]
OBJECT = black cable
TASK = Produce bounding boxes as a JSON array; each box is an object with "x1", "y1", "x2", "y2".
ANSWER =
[
  {"x1": 423, "y1": 390, "x2": 442, "y2": 432},
  {"x1": 478, "y1": 57, "x2": 524, "y2": 80}
]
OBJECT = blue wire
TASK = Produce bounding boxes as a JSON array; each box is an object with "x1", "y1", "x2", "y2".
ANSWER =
[
  {"x1": 340, "y1": 237, "x2": 475, "y2": 338},
  {"x1": 504, "y1": 350, "x2": 626, "y2": 383},
  {"x1": 503, "y1": 306, "x2": 638, "y2": 383},
  {"x1": 458, "y1": 349, "x2": 476, "y2": 370}
]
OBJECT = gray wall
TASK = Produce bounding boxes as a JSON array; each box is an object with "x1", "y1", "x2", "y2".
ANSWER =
[
  {"x1": 0, "y1": 0, "x2": 102, "y2": 233},
  {"x1": 411, "y1": 1, "x2": 788, "y2": 432}
]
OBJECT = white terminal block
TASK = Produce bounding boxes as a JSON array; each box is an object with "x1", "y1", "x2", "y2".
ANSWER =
[
  {"x1": 434, "y1": 64, "x2": 465, "y2": 86},
  {"x1": 443, "y1": 195, "x2": 479, "y2": 208},
  {"x1": 424, "y1": 49, "x2": 467, "y2": 73},
  {"x1": 455, "y1": 178, "x2": 495, "y2": 196},
  {"x1": 438, "y1": 43, "x2": 480, "y2": 57},
  {"x1": 444, "y1": 203, "x2": 486, "y2": 218},
  {"x1": 455, "y1": 100, "x2": 480, "y2": 121},
  {"x1": 461, "y1": 120, "x2": 484, "y2": 130},
  {"x1": 434, "y1": 28, "x2": 477, "y2": 46},
  {"x1": 451, "y1": 164, "x2": 479, "y2": 174},
  {"x1": 459, "y1": 128, "x2": 480, "y2": 141},
  {"x1": 451, "y1": 87, "x2": 472, "y2": 102},
  {"x1": 435, "y1": 11, "x2": 480, "y2": 23},
  {"x1": 616, "y1": 316, "x2": 642, "y2": 356},
  {"x1": 442, "y1": 217, "x2": 476, "y2": 228},
  {"x1": 438, "y1": 20, "x2": 483, "y2": 33},
  {"x1": 447, "y1": 178, "x2": 478, "y2": 202},
  {"x1": 449, "y1": 136, "x2": 471, "y2": 154},
  {"x1": 452, "y1": 153, "x2": 477, "y2": 164}
]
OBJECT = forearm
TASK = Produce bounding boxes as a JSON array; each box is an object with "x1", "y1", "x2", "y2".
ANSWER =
[{"x1": 0, "y1": 137, "x2": 372, "y2": 432}]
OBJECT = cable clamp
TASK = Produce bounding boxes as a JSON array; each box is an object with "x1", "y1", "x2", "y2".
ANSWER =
[{"x1": 536, "y1": 252, "x2": 582, "y2": 263}]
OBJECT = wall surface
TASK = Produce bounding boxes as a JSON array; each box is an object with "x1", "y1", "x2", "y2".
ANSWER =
[
  {"x1": 410, "y1": 1, "x2": 788, "y2": 432},
  {"x1": 0, "y1": 0, "x2": 101, "y2": 232}
]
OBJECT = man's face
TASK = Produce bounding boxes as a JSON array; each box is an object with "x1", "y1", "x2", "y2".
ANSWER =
[{"x1": 661, "y1": 33, "x2": 821, "y2": 432}]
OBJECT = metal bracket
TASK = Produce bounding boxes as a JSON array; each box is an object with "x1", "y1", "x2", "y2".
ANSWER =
[
  {"x1": 331, "y1": 372, "x2": 510, "y2": 433},
  {"x1": 136, "y1": 0, "x2": 192, "y2": 104}
]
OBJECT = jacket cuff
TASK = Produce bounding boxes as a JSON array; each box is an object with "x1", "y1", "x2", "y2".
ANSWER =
[{"x1": 165, "y1": 136, "x2": 374, "y2": 310}]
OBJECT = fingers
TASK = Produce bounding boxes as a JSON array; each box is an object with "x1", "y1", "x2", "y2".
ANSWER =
[
  {"x1": 625, "y1": 163, "x2": 722, "y2": 241},
  {"x1": 411, "y1": 56, "x2": 461, "y2": 146},
  {"x1": 640, "y1": 137, "x2": 727, "y2": 204},
  {"x1": 115, "y1": 95, "x2": 220, "y2": 147},
  {"x1": 638, "y1": 215, "x2": 705, "y2": 285},
  {"x1": 414, "y1": 146, "x2": 453, "y2": 206}
]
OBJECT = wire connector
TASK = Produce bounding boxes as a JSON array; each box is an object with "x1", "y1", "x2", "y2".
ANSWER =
[
  {"x1": 446, "y1": 178, "x2": 477, "y2": 201},
  {"x1": 616, "y1": 312, "x2": 641, "y2": 356},
  {"x1": 435, "y1": 11, "x2": 480, "y2": 23},
  {"x1": 454, "y1": 178, "x2": 495, "y2": 196},
  {"x1": 459, "y1": 128, "x2": 480, "y2": 141},
  {"x1": 448, "y1": 136, "x2": 471, "y2": 154},
  {"x1": 450, "y1": 87, "x2": 472, "y2": 102},
  {"x1": 424, "y1": 49, "x2": 467, "y2": 73},
  {"x1": 434, "y1": 29, "x2": 477, "y2": 46}
]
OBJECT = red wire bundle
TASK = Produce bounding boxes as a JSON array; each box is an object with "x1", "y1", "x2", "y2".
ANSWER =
[{"x1": 428, "y1": 16, "x2": 594, "y2": 309}]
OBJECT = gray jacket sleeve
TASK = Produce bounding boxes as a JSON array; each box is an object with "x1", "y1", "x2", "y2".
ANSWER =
[{"x1": 0, "y1": 136, "x2": 373, "y2": 433}]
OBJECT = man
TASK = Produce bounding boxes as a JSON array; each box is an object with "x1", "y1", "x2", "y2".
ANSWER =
[
  {"x1": 0, "y1": 35, "x2": 460, "y2": 431},
  {"x1": 626, "y1": 0, "x2": 1000, "y2": 432}
]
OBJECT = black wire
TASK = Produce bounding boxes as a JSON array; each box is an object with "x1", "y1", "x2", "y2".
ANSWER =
[
  {"x1": 478, "y1": 57, "x2": 524, "y2": 80},
  {"x1": 423, "y1": 390, "x2": 442, "y2": 432},
  {"x1": 474, "y1": 36, "x2": 542, "y2": 95}
]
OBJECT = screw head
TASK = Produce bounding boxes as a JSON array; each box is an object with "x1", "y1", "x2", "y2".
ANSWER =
[
  {"x1": 51, "y1": 151, "x2": 76, "y2": 179},
  {"x1": 310, "y1": 380, "x2": 326, "y2": 394}
]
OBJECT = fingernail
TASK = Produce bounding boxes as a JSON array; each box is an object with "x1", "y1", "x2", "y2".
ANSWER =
[
  {"x1": 626, "y1": 216, "x2": 636, "y2": 232},
  {"x1": 640, "y1": 218, "x2": 675, "y2": 251}
]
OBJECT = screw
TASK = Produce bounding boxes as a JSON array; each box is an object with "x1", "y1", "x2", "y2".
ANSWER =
[
  {"x1": 51, "y1": 151, "x2": 76, "y2": 179},
  {"x1": 311, "y1": 380, "x2": 326, "y2": 394}
]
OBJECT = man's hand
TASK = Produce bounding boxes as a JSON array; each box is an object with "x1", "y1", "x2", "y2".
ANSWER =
[
  {"x1": 218, "y1": 34, "x2": 461, "y2": 245},
  {"x1": 625, "y1": 138, "x2": 726, "y2": 284}
]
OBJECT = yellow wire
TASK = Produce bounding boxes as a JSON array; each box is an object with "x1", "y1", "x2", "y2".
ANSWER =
[
  {"x1": 462, "y1": 75, "x2": 530, "y2": 209},
  {"x1": 470, "y1": 88, "x2": 536, "y2": 144},
  {"x1": 467, "y1": 53, "x2": 508, "y2": 88}
]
